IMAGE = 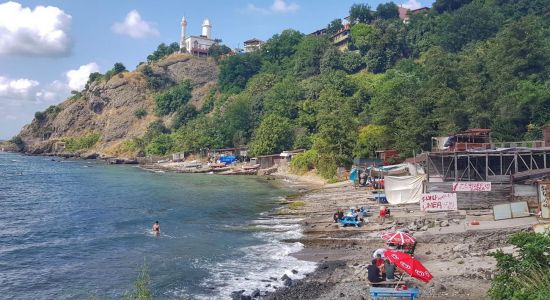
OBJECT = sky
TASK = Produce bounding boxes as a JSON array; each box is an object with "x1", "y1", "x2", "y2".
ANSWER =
[{"x1": 0, "y1": 0, "x2": 433, "y2": 139}]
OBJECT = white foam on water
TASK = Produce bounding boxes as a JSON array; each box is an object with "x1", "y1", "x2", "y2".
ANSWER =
[{"x1": 195, "y1": 217, "x2": 317, "y2": 299}]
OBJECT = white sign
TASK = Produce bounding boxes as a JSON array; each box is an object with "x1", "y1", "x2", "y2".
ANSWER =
[
  {"x1": 452, "y1": 182, "x2": 491, "y2": 192},
  {"x1": 421, "y1": 193, "x2": 458, "y2": 212}
]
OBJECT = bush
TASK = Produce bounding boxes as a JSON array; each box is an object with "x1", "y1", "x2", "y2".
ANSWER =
[
  {"x1": 316, "y1": 154, "x2": 338, "y2": 179},
  {"x1": 64, "y1": 133, "x2": 100, "y2": 151},
  {"x1": 141, "y1": 65, "x2": 174, "y2": 91},
  {"x1": 172, "y1": 104, "x2": 198, "y2": 129},
  {"x1": 145, "y1": 134, "x2": 174, "y2": 155},
  {"x1": 143, "y1": 120, "x2": 170, "y2": 144},
  {"x1": 9, "y1": 136, "x2": 24, "y2": 150},
  {"x1": 134, "y1": 108, "x2": 147, "y2": 119},
  {"x1": 155, "y1": 80, "x2": 193, "y2": 115},
  {"x1": 290, "y1": 149, "x2": 318, "y2": 175},
  {"x1": 489, "y1": 232, "x2": 550, "y2": 300}
]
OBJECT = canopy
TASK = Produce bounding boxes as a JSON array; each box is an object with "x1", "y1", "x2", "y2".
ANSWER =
[
  {"x1": 384, "y1": 175, "x2": 426, "y2": 205},
  {"x1": 380, "y1": 231, "x2": 416, "y2": 245},
  {"x1": 384, "y1": 250, "x2": 433, "y2": 283}
]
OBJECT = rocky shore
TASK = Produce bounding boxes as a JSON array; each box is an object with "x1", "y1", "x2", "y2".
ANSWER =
[{"x1": 242, "y1": 179, "x2": 538, "y2": 300}]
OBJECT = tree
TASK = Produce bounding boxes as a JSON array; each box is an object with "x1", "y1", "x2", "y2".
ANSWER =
[
  {"x1": 489, "y1": 232, "x2": 550, "y2": 300},
  {"x1": 261, "y1": 29, "x2": 303, "y2": 63},
  {"x1": 432, "y1": 0, "x2": 473, "y2": 14},
  {"x1": 147, "y1": 42, "x2": 180, "y2": 63},
  {"x1": 376, "y1": 2, "x2": 399, "y2": 20},
  {"x1": 349, "y1": 4, "x2": 374, "y2": 24},
  {"x1": 249, "y1": 114, "x2": 294, "y2": 156},
  {"x1": 172, "y1": 104, "x2": 198, "y2": 129},
  {"x1": 218, "y1": 53, "x2": 262, "y2": 93},
  {"x1": 340, "y1": 51, "x2": 365, "y2": 73},
  {"x1": 293, "y1": 36, "x2": 331, "y2": 77},
  {"x1": 155, "y1": 80, "x2": 193, "y2": 115},
  {"x1": 350, "y1": 23, "x2": 375, "y2": 55},
  {"x1": 113, "y1": 63, "x2": 127, "y2": 74},
  {"x1": 208, "y1": 44, "x2": 232, "y2": 61},
  {"x1": 326, "y1": 18, "x2": 344, "y2": 36},
  {"x1": 354, "y1": 125, "x2": 392, "y2": 158}
]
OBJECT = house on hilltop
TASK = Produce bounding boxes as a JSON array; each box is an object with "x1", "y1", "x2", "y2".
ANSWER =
[
  {"x1": 179, "y1": 16, "x2": 216, "y2": 57},
  {"x1": 243, "y1": 38, "x2": 264, "y2": 53}
]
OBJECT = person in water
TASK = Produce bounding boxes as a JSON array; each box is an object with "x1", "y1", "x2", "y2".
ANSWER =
[{"x1": 152, "y1": 221, "x2": 160, "y2": 234}]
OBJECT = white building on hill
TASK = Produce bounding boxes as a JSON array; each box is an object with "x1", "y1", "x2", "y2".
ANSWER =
[{"x1": 179, "y1": 16, "x2": 216, "y2": 57}]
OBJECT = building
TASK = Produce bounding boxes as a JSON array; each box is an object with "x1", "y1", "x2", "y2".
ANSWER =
[
  {"x1": 179, "y1": 16, "x2": 216, "y2": 57},
  {"x1": 331, "y1": 23, "x2": 351, "y2": 51},
  {"x1": 243, "y1": 38, "x2": 264, "y2": 53},
  {"x1": 399, "y1": 6, "x2": 430, "y2": 23}
]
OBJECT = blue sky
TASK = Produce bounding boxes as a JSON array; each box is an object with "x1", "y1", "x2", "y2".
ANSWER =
[{"x1": 0, "y1": 0, "x2": 433, "y2": 139}]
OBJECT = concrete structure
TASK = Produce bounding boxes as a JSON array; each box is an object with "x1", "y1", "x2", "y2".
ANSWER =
[
  {"x1": 331, "y1": 23, "x2": 351, "y2": 51},
  {"x1": 180, "y1": 16, "x2": 216, "y2": 57},
  {"x1": 243, "y1": 38, "x2": 264, "y2": 53}
]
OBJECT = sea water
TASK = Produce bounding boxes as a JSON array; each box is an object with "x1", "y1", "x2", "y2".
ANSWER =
[{"x1": 0, "y1": 152, "x2": 316, "y2": 299}]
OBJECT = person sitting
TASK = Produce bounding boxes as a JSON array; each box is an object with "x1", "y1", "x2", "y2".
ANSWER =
[
  {"x1": 383, "y1": 258, "x2": 396, "y2": 282},
  {"x1": 372, "y1": 254, "x2": 384, "y2": 269},
  {"x1": 333, "y1": 209, "x2": 344, "y2": 223},
  {"x1": 152, "y1": 221, "x2": 160, "y2": 235},
  {"x1": 367, "y1": 263, "x2": 384, "y2": 283}
]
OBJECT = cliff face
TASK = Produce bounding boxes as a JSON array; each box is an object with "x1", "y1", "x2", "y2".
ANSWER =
[{"x1": 17, "y1": 54, "x2": 218, "y2": 157}]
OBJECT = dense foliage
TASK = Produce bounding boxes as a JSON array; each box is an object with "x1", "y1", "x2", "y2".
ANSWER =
[
  {"x1": 132, "y1": 0, "x2": 550, "y2": 178},
  {"x1": 64, "y1": 133, "x2": 100, "y2": 152},
  {"x1": 489, "y1": 232, "x2": 550, "y2": 300},
  {"x1": 154, "y1": 80, "x2": 193, "y2": 116},
  {"x1": 147, "y1": 42, "x2": 180, "y2": 63}
]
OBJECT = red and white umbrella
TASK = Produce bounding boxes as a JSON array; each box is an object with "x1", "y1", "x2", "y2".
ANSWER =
[
  {"x1": 380, "y1": 231, "x2": 416, "y2": 245},
  {"x1": 384, "y1": 249, "x2": 433, "y2": 283}
]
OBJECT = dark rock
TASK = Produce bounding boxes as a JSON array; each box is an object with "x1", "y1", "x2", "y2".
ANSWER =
[
  {"x1": 240, "y1": 295, "x2": 252, "y2": 300},
  {"x1": 283, "y1": 278, "x2": 292, "y2": 287},
  {"x1": 291, "y1": 269, "x2": 298, "y2": 274},
  {"x1": 251, "y1": 289, "x2": 260, "y2": 298},
  {"x1": 230, "y1": 290, "x2": 245, "y2": 300},
  {"x1": 281, "y1": 274, "x2": 291, "y2": 282},
  {"x1": 270, "y1": 277, "x2": 278, "y2": 281},
  {"x1": 339, "y1": 292, "x2": 345, "y2": 297}
]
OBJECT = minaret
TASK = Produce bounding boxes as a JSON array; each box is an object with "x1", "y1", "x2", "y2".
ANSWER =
[
  {"x1": 180, "y1": 16, "x2": 187, "y2": 51},
  {"x1": 202, "y1": 18, "x2": 212, "y2": 39}
]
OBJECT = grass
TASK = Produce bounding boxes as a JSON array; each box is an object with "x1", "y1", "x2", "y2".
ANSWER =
[
  {"x1": 63, "y1": 133, "x2": 100, "y2": 152},
  {"x1": 288, "y1": 201, "x2": 305, "y2": 210},
  {"x1": 123, "y1": 262, "x2": 152, "y2": 300}
]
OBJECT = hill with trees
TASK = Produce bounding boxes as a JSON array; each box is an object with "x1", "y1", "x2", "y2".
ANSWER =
[{"x1": 11, "y1": 0, "x2": 550, "y2": 178}]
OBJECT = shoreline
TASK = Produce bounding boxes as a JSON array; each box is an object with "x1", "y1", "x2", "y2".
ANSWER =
[{"x1": 263, "y1": 181, "x2": 538, "y2": 300}]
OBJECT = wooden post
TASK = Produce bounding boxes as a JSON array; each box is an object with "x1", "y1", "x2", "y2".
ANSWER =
[
  {"x1": 500, "y1": 152, "x2": 503, "y2": 175},
  {"x1": 485, "y1": 153, "x2": 489, "y2": 181},
  {"x1": 514, "y1": 152, "x2": 519, "y2": 174},
  {"x1": 545, "y1": 151, "x2": 547, "y2": 169},
  {"x1": 454, "y1": 153, "x2": 458, "y2": 181}
]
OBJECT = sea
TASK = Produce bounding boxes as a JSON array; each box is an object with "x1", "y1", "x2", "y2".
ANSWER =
[{"x1": 0, "y1": 152, "x2": 316, "y2": 299}]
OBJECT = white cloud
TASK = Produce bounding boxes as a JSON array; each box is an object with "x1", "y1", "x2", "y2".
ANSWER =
[
  {"x1": 65, "y1": 62, "x2": 100, "y2": 91},
  {"x1": 0, "y1": 76, "x2": 39, "y2": 99},
  {"x1": 270, "y1": 0, "x2": 299, "y2": 13},
  {"x1": 0, "y1": 1, "x2": 72, "y2": 56},
  {"x1": 112, "y1": 10, "x2": 159, "y2": 39},
  {"x1": 246, "y1": 0, "x2": 299, "y2": 14},
  {"x1": 401, "y1": 0, "x2": 422, "y2": 10}
]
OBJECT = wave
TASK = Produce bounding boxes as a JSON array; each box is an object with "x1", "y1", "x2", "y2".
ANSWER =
[{"x1": 194, "y1": 217, "x2": 317, "y2": 299}]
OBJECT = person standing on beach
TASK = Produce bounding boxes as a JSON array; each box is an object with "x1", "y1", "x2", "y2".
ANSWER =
[{"x1": 152, "y1": 221, "x2": 160, "y2": 235}]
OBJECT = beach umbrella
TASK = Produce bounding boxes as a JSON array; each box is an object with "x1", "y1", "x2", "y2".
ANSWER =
[
  {"x1": 380, "y1": 231, "x2": 416, "y2": 245},
  {"x1": 384, "y1": 249, "x2": 433, "y2": 283}
]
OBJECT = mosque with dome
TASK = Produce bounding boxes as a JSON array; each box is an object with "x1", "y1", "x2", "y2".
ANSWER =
[{"x1": 179, "y1": 16, "x2": 216, "y2": 57}]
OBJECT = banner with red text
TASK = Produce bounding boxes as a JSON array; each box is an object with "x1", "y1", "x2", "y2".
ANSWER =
[
  {"x1": 452, "y1": 182, "x2": 491, "y2": 192},
  {"x1": 420, "y1": 193, "x2": 458, "y2": 212}
]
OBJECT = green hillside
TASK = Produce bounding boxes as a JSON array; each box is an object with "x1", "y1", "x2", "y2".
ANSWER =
[{"x1": 20, "y1": 0, "x2": 550, "y2": 179}]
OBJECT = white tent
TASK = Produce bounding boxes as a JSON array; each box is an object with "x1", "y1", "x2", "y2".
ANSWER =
[{"x1": 384, "y1": 175, "x2": 426, "y2": 205}]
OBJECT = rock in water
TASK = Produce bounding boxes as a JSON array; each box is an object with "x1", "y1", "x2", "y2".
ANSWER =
[{"x1": 250, "y1": 289, "x2": 260, "y2": 298}]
